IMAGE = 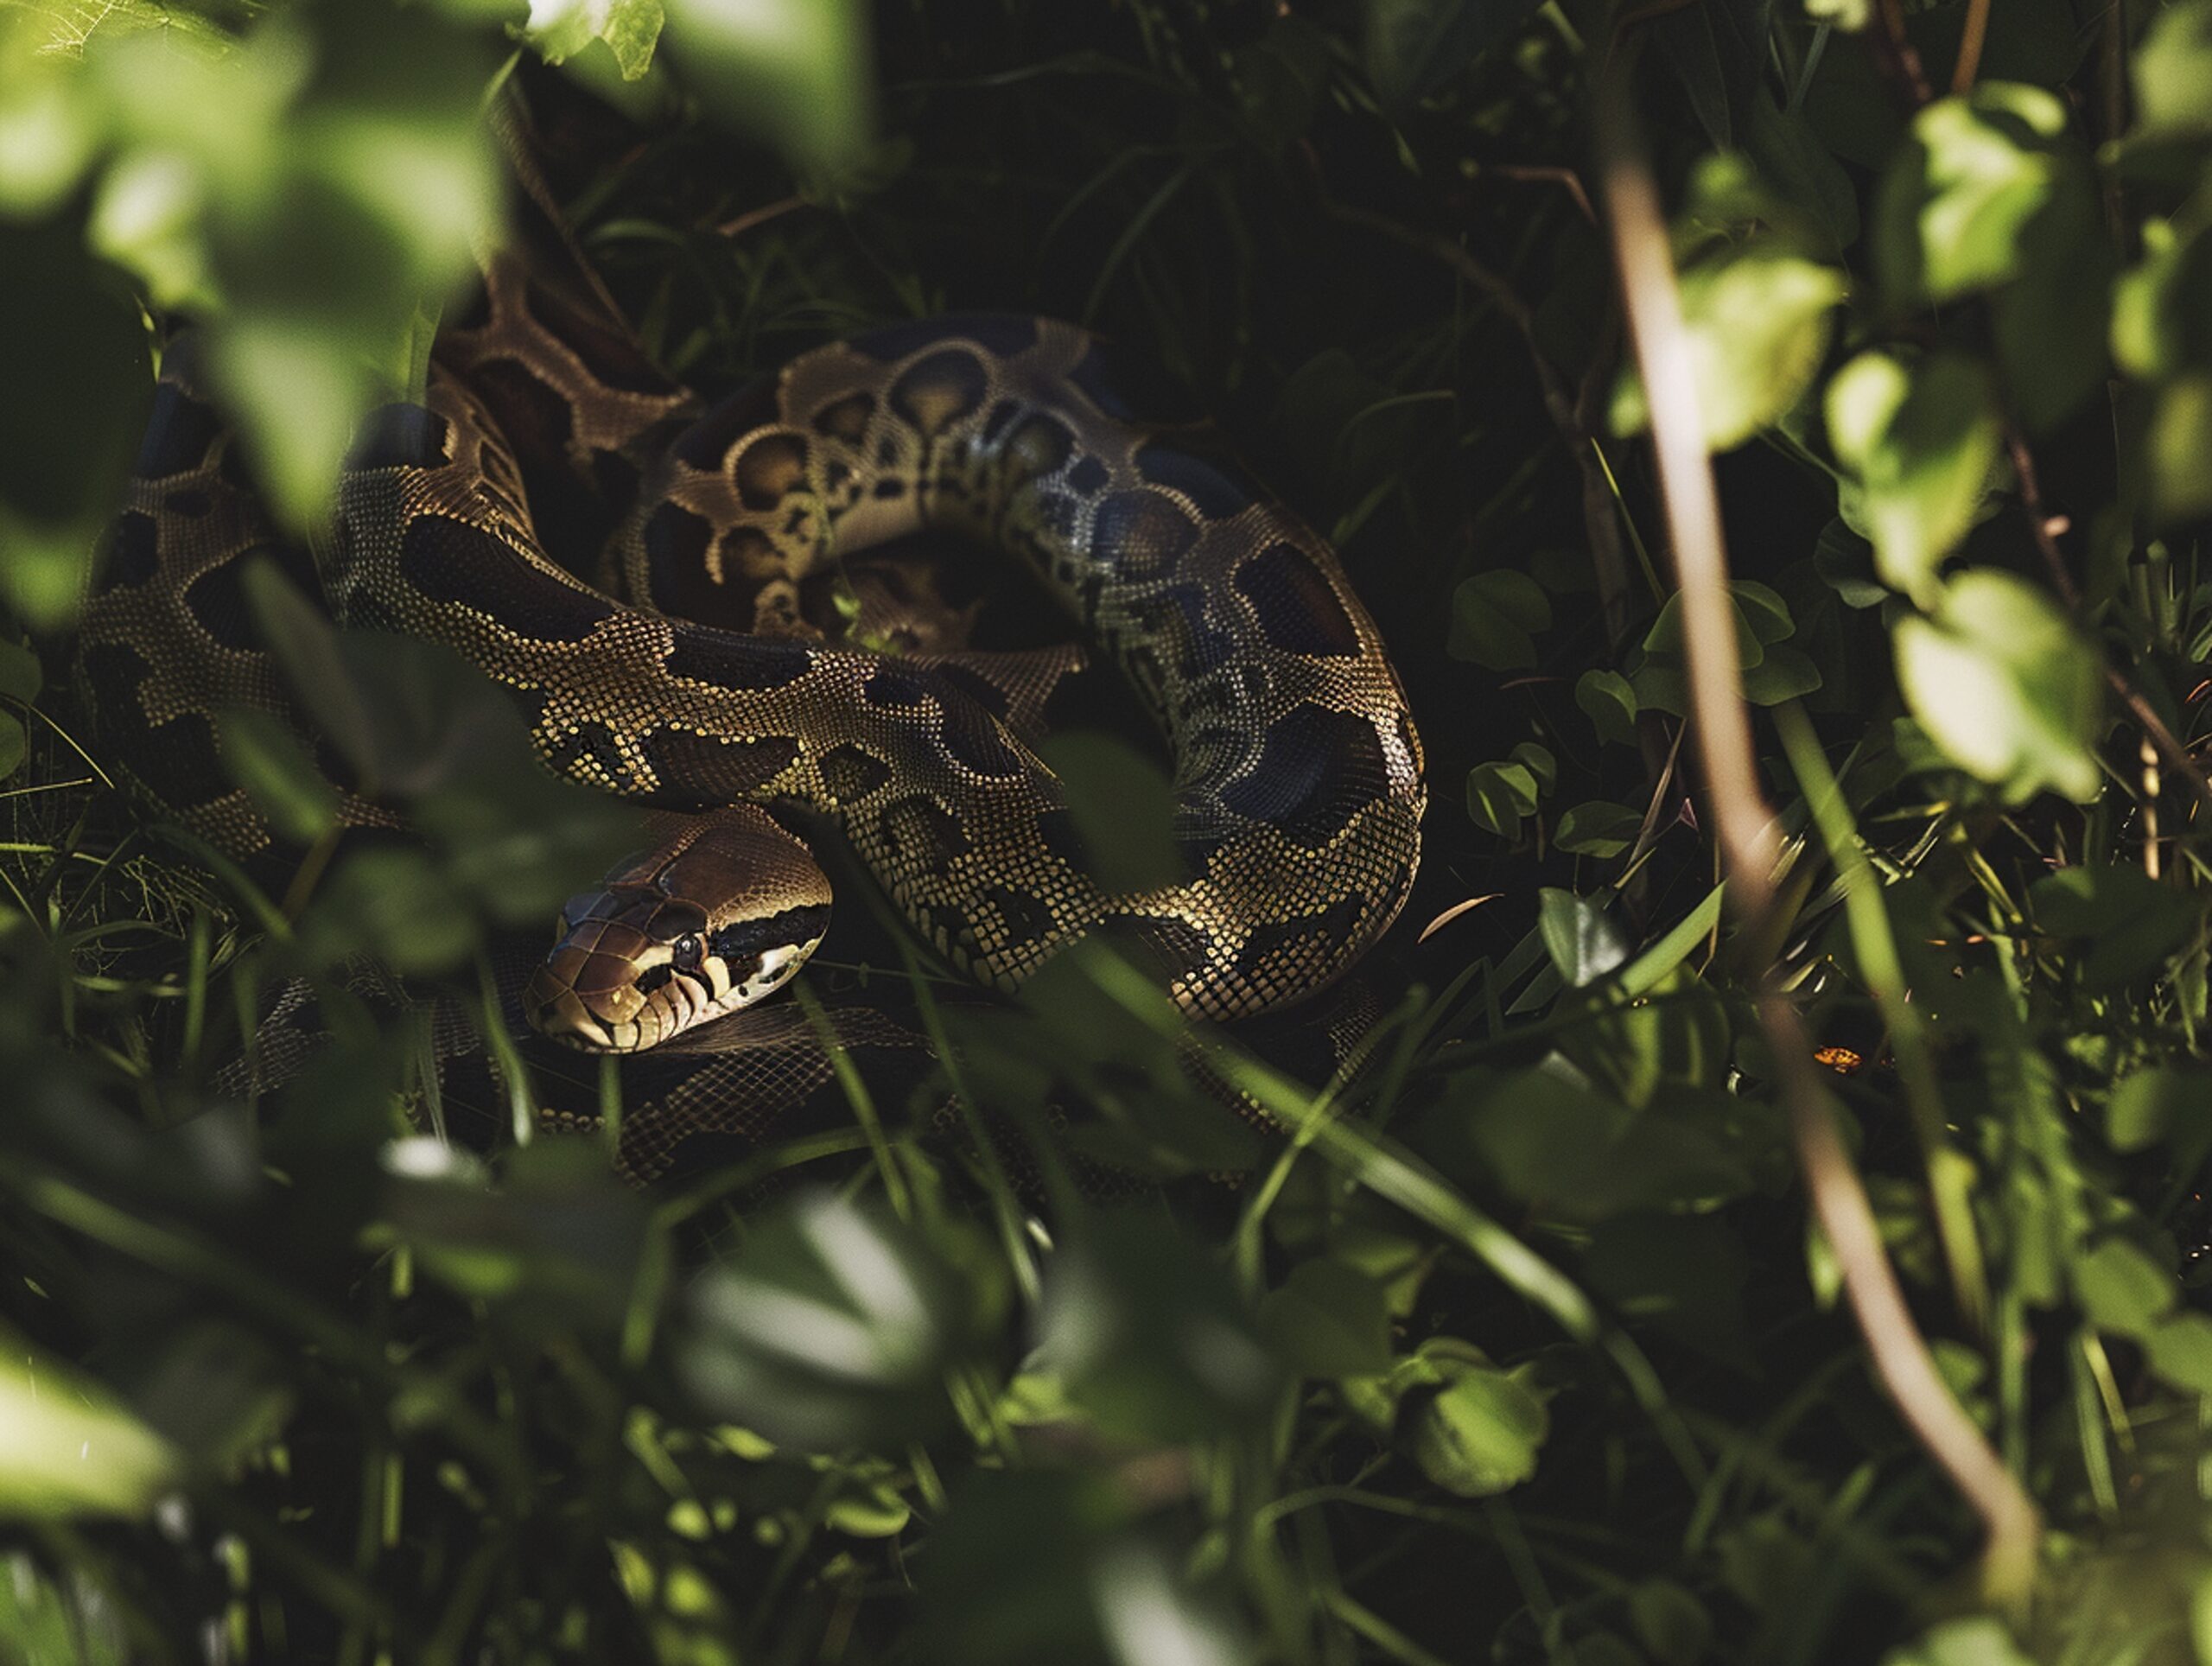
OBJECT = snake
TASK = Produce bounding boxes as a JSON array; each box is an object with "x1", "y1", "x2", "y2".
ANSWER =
[{"x1": 79, "y1": 244, "x2": 1427, "y2": 1059}]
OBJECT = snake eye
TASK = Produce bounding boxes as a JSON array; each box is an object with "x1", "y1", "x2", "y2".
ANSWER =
[{"x1": 672, "y1": 933, "x2": 703, "y2": 974}]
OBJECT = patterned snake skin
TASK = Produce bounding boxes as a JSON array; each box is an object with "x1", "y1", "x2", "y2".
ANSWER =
[{"x1": 80, "y1": 258, "x2": 1427, "y2": 1046}]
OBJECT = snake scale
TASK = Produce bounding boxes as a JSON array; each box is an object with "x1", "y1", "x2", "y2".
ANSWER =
[{"x1": 79, "y1": 230, "x2": 1427, "y2": 1061}]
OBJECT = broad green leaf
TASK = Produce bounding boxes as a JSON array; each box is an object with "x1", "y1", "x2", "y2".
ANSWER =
[
  {"x1": 2147, "y1": 372, "x2": 2212, "y2": 524},
  {"x1": 0, "y1": 221, "x2": 153, "y2": 627},
  {"x1": 1465, "y1": 760, "x2": 1538, "y2": 839},
  {"x1": 2113, "y1": 221, "x2": 2212, "y2": 382},
  {"x1": 527, "y1": 0, "x2": 666, "y2": 79},
  {"x1": 0, "y1": 712, "x2": 22, "y2": 780},
  {"x1": 0, "y1": 1348, "x2": 178, "y2": 1520},
  {"x1": 1612, "y1": 242, "x2": 1847, "y2": 450},
  {"x1": 2074, "y1": 1236, "x2": 2177, "y2": 1339},
  {"x1": 679, "y1": 1192, "x2": 1002, "y2": 1450},
  {"x1": 1826, "y1": 349, "x2": 2002, "y2": 603},
  {"x1": 0, "y1": 641, "x2": 41, "y2": 704},
  {"x1": 1554, "y1": 800, "x2": 1641, "y2": 858},
  {"x1": 1883, "y1": 1617, "x2": 2033, "y2": 1666},
  {"x1": 2135, "y1": 0, "x2": 2212, "y2": 140},
  {"x1": 1630, "y1": 1580, "x2": 1716, "y2": 1666},
  {"x1": 2146, "y1": 1312, "x2": 2212, "y2": 1395},
  {"x1": 1874, "y1": 83, "x2": 2075, "y2": 307},
  {"x1": 1446, "y1": 569, "x2": 1550, "y2": 669},
  {"x1": 309, "y1": 846, "x2": 477, "y2": 974},
  {"x1": 218, "y1": 707, "x2": 340, "y2": 844},
  {"x1": 662, "y1": 0, "x2": 874, "y2": 178},
  {"x1": 1892, "y1": 571, "x2": 2101, "y2": 804},
  {"x1": 1538, "y1": 887, "x2": 1630, "y2": 987},
  {"x1": 2107, "y1": 1065, "x2": 2212, "y2": 1152},
  {"x1": 2030, "y1": 865, "x2": 2202, "y2": 989},
  {"x1": 1407, "y1": 1364, "x2": 1548, "y2": 1497},
  {"x1": 1576, "y1": 669, "x2": 1638, "y2": 747},
  {"x1": 1036, "y1": 1214, "x2": 1282, "y2": 1442},
  {"x1": 1039, "y1": 731, "x2": 1183, "y2": 893}
]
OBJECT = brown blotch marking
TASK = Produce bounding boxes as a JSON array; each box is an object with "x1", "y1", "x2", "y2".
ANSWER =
[
  {"x1": 641, "y1": 728, "x2": 802, "y2": 806},
  {"x1": 811, "y1": 392, "x2": 875, "y2": 442},
  {"x1": 101, "y1": 512, "x2": 161, "y2": 590},
  {"x1": 1232, "y1": 542, "x2": 1362, "y2": 658},
  {"x1": 890, "y1": 349, "x2": 989, "y2": 441},
  {"x1": 713, "y1": 525, "x2": 782, "y2": 581},
  {"x1": 162, "y1": 487, "x2": 212, "y2": 518},
  {"x1": 1091, "y1": 489, "x2": 1199, "y2": 577},
  {"x1": 879, "y1": 794, "x2": 971, "y2": 873},
  {"x1": 816, "y1": 743, "x2": 890, "y2": 805},
  {"x1": 734, "y1": 431, "x2": 811, "y2": 511}
]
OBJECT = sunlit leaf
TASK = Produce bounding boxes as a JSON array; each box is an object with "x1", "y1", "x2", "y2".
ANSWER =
[
  {"x1": 1612, "y1": 241, "x2": 1847, "y2": 451},
  {"x1": 1465, "y1": 760, "x2": 1538, "y2": 839},
  {"x1": 2134, "y1": 0, "x2": 2212, "y2": 141},
  {"x1": 1873, "y1": 83, "x2": 2080, "y2": 307},
  {"x1": 0, "y1": 1347, "x2": 178, "y2": 1520},
  {"x1": 527, "y1": 0, "x2": 666, "y2": 79},
  {"x1": 678, "y1": 1191, "x2": 1001, "y2": 1450},
  {"x1": 1406, "y1": 1360, "x2": 1548, "y2": 1497},
  {"x1": 1826, "y1": 349, "x2": 2002, "y2": 604},
  {"x1": 661, "y1": 0, "x2": 873, "y2": 177},
  {"x1": 1893, "y1": 571, "x2": 2101, "y2": 804}
]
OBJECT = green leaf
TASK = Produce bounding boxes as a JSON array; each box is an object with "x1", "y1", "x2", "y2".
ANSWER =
[
  {"x1": 662, "y1": 0, "x2": 874, "y2": 179},
  {"x1": 527, "y1": 0, "x2": 666, "y2": 79},
  {"x1": 679, "y1": 1192, "x2": 1002, "y2": 1450},
  {"x1": 1576, "y1": 669, "x2": 1638, "y2": 747},
  {"x1": 1554, "y1": 800, "x2": 1642, "y2": 858},
  {"x1": 1259, "y1": 1260, "x2": 1395, "y2": 1380},
  {"x1": 2074, "y1": 1236, "x2": 2177, "y2": 1339},
  {"x1": 2113, "y1": 221, "x2": 2212, "y2": 382},
  {"x1": 2108, "y1": 1065, "x2": 2212, "y2": 1153},
  {"x1": 1825, "y1": 349, "x2": 2002, "y2": 603},
  {"x1": 1363, "y1": 0, "x2": 1545, "y2": 111},
  {"x1": 1036, "y1": 1214, "x2": 1282, "y2": 1442},
  {"x1": 1612, "y1": 242, "x2": 1847, "y2": 451},
  {"x1": 1465, "y1": 760, "x2": 1538, "y2": 839},
  {"x1": 0, "y1": 641, "x2": 41, "y2": 704},
  {"x1": 2030, "y1": 865, "x2": 2202, "y2": 989},
  {"x1": 218, "y1": 707, "x2": 340, "y2": 844},
  {"x1": 2145, "y1": 1312, "x2": 2212, "y2": 1395},
  {"x1": 1893, "y1": 571, "x2": 2101, "y2": 804},
  {"x1": 308, "y1": 847, "x2": 477, "y2": 975},
  {"x1": 0, "y1": 1348, "x2": 179, "y2": 1520},
  {"x1": 0, "y1": 711, "x2": 22, "y2": 781},
  {"x1": 1538, "y1": 887, "x2": 1630, "y2": 987},
  {"x1": 1446, "y1": 569, "x2": 1550, "y2": 669},
  {"x1": 1882, "y1": 1617, "x2": 2033, "y2": 1666},
  {"x1": 2146, "y1": 372, "x2": 2212, "y2": 525},
  {"x1": 1039, "y1": 731, "x2": 1183, "y2": 894},
  {"x1": 1630, "y1": 1580, "x2": 1716, "y2": 1666},
  {"x1": 2134, "y1": 1, "x2": 2212, "y2": 140},
  {"x1": 0, "y1": 220, "x2": 153, "y2": 627},
  {"x1": 1873, "y1": 83, "x2": 2075, "y2": 307},
  {"x1": 1407, "y1": 1364, "x2": 1548, "y2": 1497}
]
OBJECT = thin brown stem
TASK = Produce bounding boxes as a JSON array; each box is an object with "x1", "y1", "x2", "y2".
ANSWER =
[
  {"x1": 1874, "y1": 0, "x2": 1935, "y2": 105},
  {"x1": 1951, "y1": 0, "x2": 1992, "y2": 93},
  {"x1": 1593, "y1": 37, "x2": 2039, "y2": 1607}
]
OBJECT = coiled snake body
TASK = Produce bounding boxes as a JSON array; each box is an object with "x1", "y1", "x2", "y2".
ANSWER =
[{"x1": 83, "y1": 258, "x2": 1426, "y2": 1055}]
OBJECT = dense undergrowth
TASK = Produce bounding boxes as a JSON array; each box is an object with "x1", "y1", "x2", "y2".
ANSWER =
[{"x1": 6, "y1": 0, "x2": 2212, "y2": 1661}]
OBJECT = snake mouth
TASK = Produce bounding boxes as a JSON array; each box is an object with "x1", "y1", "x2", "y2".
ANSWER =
[{"x1": 524, "y1": 935, "x2": 821, "y2": 1053}]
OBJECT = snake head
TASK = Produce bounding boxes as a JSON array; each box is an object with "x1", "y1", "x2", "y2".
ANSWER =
[{"x1": 524, "y1": 807, "x2": 832, "y2": 1052}]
